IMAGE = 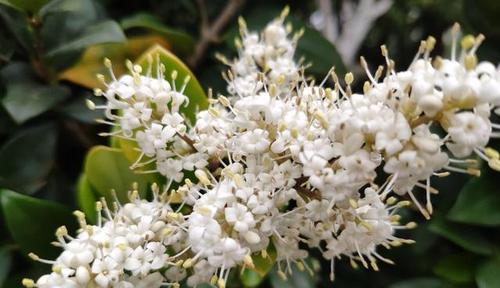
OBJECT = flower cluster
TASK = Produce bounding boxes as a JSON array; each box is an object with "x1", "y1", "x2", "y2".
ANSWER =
[{"x1": 25, "y1": 10, "x2": 500, "y2": 288}]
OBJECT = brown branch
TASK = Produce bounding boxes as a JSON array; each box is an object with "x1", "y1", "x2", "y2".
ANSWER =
[{"x1": 188, "y1": 0, "x2": 246, "y2": 68}]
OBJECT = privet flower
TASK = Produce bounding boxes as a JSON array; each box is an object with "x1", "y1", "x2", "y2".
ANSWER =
[{"x1": 24, "y1": 9, "x2": 500, "y2": 288}]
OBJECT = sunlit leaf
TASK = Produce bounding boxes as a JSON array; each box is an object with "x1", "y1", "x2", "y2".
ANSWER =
[
  {"x1": 0, "y1": 189, "x2": 76, "y2": 257},
  {"x1": 59, "y1": 35, "x2": 170, "y2": 89},
  {"x1": 121, "y1": 13, "x2": 194, "y2": 54},
  {"x1": 76, "y1": 173, "x2": 99, "y2": 223},
  {"x1": 84, "y1": 145, "x2": 155, "y2": 202}
]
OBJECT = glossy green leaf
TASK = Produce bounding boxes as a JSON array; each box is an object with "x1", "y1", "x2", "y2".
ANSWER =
[
  {"x1": 0, "y1": 189, "x2": 76, "y2": 257},
  {"x1": 84, "y1": 145, "x2": 154, "y2": 202},
  {"x1": 448, "y1": 175, "x2": 500, "y2": 226},
  {"x1": 433, "y1": 253, "x2": 477, "y2": 284},
  {"x1": 224, "y1": 5, "x2": 346, "y2": 77},
  {"x1": 39, "y1": 0, "x2": 95, "y2": 18},
  {"x1": 120, "y1": 13, "x2": 194, "y2": 54},
  {"x1": 0, "y1": 246, "x2": 11, "y2": 286},
  {"x1": 389, "y1": 278, "x2": 445, "y2": 288},
  {"x1": 46, "y1": 20, "x2": 126, "y2": 57},
  {"x1": 0, "y1": 124, "x2": 56, "y2": 194},
  {"x1": 241, "y1": 269, "x2": 264, "y2": 287},
  {"x1": 476, "y1": 256, "x2": 500, "y2": 288},
  {"x1": 269, "y1": 263, "x2": 317, "y2": 288},
  {"x1": 0, "y1": 0, "x2": 50, "y2": 13},
  {"x1": 0, "y1": 7, "x2": 34, "y2": 57},
  {"x1": 135, "y1": 45, "x2": 208, "y2": 122},
  {"x1": 2, "y1": 83, "x2": 69, "y2": 124},
  {"x1": 76, "y1": 174, "x2": 99, "y2": 223},
  {"x1": 428, "y1": 218, "x2": 494, "y2": 256}
]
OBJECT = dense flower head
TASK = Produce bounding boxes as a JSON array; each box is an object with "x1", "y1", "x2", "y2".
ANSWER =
[{"x1": 25, "y1": 10, "x2": 500, "y2": 288}]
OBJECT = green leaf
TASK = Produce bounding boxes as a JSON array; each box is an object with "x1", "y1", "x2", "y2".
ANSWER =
[
  {"x1": 0, "y1": 124, "x2": 56, "y2": 194},
  {"x1": 57, "y1": 93, "x2": 104, "y2": 123},
  {"x1": 84, "y1": 146, "x2": 154, "y2": 202},
  {"x1": 428, "y1": 218, "x2": 494, "y2": 256},
  {"x1": 46, "y1": 20, "x2": 126, "y2": 57},
  {"x1": 269, "y1": 262, "x2": 317, "y2": 288},
  {"x1": 448, "y1": 175, "x2": 500, "y2": 226},
  {"x1": 135, "y1": 45, "x2": 208, "y2": 122},
  {"x1": 0, "y1": 189, "x2": 76, "y2": 257},
  {"x1": 0, "y1": 246, "x2": 11, "y2": 286},
  {"x1": 224, "y1": 5, "x2": 346, "y2": 77},
  {"x1": 433, "y1": 253, "x2": 477, "y2": 284},
  {"x1": 476, "y1": 256, "x2": 500, "y2": 288},
  {"x1": 241, "y1": 269, "x2": 263, "y2": 287},
  {"x1": 0, "y1": 0, "x2": 50, "y2": 13},
  {"x1": 389, "y1": 278, "x2": 445, "y2": 288},
  {"x1": 250, "y1": 243, "x2": 277, "y2": 277},
  {"x1": 39, "y1": 0, "x2": 94, "y2": 18},
  {"x1": 120, "y1": 13, "x2": 194, "y2": 54},
  {"x1": 76, "y1": 173, "x2": 99, "y2": 223},
  {"x1": 1, "y1": 83, "x2": 69, "y2": 124},
  {"x1": 0, "y1": 6, "x2": 34, "y2": 54}
]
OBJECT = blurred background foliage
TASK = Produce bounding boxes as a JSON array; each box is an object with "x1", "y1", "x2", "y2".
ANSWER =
[{"x1": 0, "y1": 0, "x2": 499, "y2": 287}]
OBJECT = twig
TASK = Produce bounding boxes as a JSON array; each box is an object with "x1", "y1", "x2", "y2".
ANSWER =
[
  {"x1": 188, "y1": 0, "x2": 246, "y2": 68},
  {"x1": 313, "y1": 0, "x2": 393, "y2": 67},
  {"x1": 336, "y1": 0, "x2": 393, "y2": 66},
  {"x1": 315, "y1": 0, "x2": 338, "y2": 43}
]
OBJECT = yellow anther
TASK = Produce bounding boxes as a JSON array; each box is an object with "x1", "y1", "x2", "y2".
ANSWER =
[
  {"x1": 218, "y1": 278, "x2": 226, "y2": 288},
  {"x1": 461, "y1": 35, "x2": 475, "y2": 50},
  {"x1": 488, "y1": 158, "x2": 500, "y2": 171},
  {"x1": 73, "y1": 210, "x2": 86, "y2": 220},
  {"x1": 183, "y1": 258, "x2": 194, "y2": 269},
  {"x1": 397, "y1": 200, "x2": 411, "y2": 207},
  {"x1": 171, "y1": 70, "x2": 178, "y2": 80},
  {"x1": 52, "y1": 264, "x2": 62, "y2": 273},
  {"x1": 370, "y1": 261, "x2": 379, "y2": 271},
  {"x1": 269, "y1": 84, "x2": 278, "y2": 97},
  {"x1": 93, "y1": 88, "x2": 103, "y2": 96},
  {"x1": 464, "y1": 54, "x2": 478, "y2": 70},
  {"x1": 195, "y1": 169, "x2": 211, "y2": 186},
  {"x1": 244, "y1": 254, "x2": 255, "y2": 269},
  {"x1": 28, "y1": 253, "x2": 39, "y2": 261},
  {"x1": 344, "y1": 72, "x2": 354, "y2": 85},
  {"x1": 425, "y1": 36, "x2": 436, "y2": 51},
  {"x1": 55, "y1": 226, "x2": 68, "y2": 237},
  {"x1": 485, "y1": 147, "x2": 500, "y2": 159},
  {"x1": 350, "y1": 258, "x2": 359, "y2": 269},
  {"x1": 85, "y1": 99, "x2": 96, "y2": 110},
  {"x1": 22, "y1": 279, "x2": 35, "y2": 288},
  {"x1": 313, "y1": 110, "x2": 329, "y2": 128},
  {"x1": 386, "y1": 196, "x2": 397, "y2": 205},
  {"x1": 277, "y1": 270, "x2": 288, "y2": 280},
  {"x1": 291, "y1": 127, "x2": 299, "y2": 138},
  {"x1": 280, "y1": 5, "x2": 290, "y2": 19},
  {"x1": 405, "y1": 222, "x2": 417, "y2": 229},
  {"x1": 218, "y1": 95, "x2": 231, "y2": 107},
  {"x1": 208, "y1": 107, "x2": 220, "y2": 118},
  {"x1": 467, "y1": 168, "x2": 481, "y2": 177},
  {"x1": 349, "y1": 198, "x2": 358, "y2": 209}
]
